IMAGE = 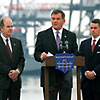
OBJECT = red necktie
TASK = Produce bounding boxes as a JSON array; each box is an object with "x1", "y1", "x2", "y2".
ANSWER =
[
  {"x1": 92, "y1": 39, "x2": 95, "y2": 52},
  {"x1": 6, "y1": 39, "x2": 12, "y2": 58}
]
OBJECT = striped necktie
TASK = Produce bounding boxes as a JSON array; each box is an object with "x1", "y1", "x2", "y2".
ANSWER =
[{"x1": 56, "y1": 31, "x2": 60, "y2": 49}]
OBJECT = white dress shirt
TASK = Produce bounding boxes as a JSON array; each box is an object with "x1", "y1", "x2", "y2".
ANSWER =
[
  {"x1": 52, "y1": 27, "x2": 63, "y2": 40},
  {"x1": 1, "y1": 33, "x2": 12, "y2": 52}
]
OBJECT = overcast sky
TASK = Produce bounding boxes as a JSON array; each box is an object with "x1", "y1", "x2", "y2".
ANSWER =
[
  {"x1": 0, "y1": 0, "x2": 80, "y2": 6},
  {"x1": 0, "y1": 0, "x2": 80, "y2": 16}
]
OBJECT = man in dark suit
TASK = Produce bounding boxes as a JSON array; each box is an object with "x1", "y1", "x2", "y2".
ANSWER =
[
  {"x1": 79, "y1": 19, "x2": 100, "y2": 100},
  {"x1": 34, "y1": 9, "x2": 78, "y2": 100},
  {"x1": 0, "y1": 16, "x2": 25, "y2": 100}
]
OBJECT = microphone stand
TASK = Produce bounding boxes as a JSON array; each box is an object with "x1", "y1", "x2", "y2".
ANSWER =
[{"x1": 59, "y1": 41, "x2": 69, "y2": 53}]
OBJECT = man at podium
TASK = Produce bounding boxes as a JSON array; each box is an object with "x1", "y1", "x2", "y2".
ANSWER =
[{"x1": 34, "y1": 9, "x2": 78, "y2": 100}]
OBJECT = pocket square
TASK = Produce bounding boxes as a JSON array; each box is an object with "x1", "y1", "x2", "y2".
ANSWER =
[
  {"x1": 98, "y1": 45, "x2": 100, "y2": 47},
  {"x1": 97, "y1": 51, "x2": 100, "y2": 53}
]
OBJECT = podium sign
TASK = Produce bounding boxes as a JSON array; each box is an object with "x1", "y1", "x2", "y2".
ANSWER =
[
  {"x1": 54, "y1": 53, "x2": 75, "y2": 73},
  {"x1": 42, "y1": 56, "x2": 85, "y2": 100}
]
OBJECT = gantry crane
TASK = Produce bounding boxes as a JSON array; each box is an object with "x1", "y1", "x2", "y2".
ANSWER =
[{"x1": 3, "y1": 0, "x2": 100, "y2": 72}]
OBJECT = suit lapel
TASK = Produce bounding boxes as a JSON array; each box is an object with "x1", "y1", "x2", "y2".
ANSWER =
[
  {"x1": 47, "y1": 28, "x2": 70, "y2": 53},
  {"x1": 0, "y1": 36, "x2": 7, "y2": 53},
  {"x1": 88, "y1": 39, "x2": 93, "y2": 56},
  {"x1": 0, "y1": 36, "x2": 12, "y2": 59},
  {"x1": 92, "y1": 39, "x2": 100, "y2": 55},
  {"x1": 10, "y1": 37, "x2": 17, "y2": 58},
  {"x1": 85, "y1": 38, "x2": 92, "y2": 56},
  {"x1": 47, "y1": 28, "x2": 58, "y2": 51},
  {"x1": 61, "y1": 29, "x2": 67, "y2": 42}
]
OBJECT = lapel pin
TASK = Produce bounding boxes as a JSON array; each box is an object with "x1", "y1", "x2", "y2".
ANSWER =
[
  {"x1": 98, "y1": 45, "x2": 100, "y2": 47},
  {"x1": 64, "y1": 35, "x2": 67, "y2": 38}
]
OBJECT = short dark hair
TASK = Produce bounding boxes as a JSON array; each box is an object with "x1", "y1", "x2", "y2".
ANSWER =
[
  {"x1": 91, "y1": 19, "x2": 100, "y2": 27},
  {"x1": 51, "y1": 9, "x2": 65, "y2": 19}
]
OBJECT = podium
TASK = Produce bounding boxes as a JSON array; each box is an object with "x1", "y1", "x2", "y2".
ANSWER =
[{"x1": 42, "y1": 56, "x2": 85, "y2": 100}]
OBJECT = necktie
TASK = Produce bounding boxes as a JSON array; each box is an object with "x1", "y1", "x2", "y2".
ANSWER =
[
  {"x1": 56, "y1": 31, "x2": 60, "y2": 49},
  {"x1": 6, "y1": 39, "x2": 12, "y2": 58},
  {"x1": 92, "y1": 39, "x2": 95, "y2": 52}
]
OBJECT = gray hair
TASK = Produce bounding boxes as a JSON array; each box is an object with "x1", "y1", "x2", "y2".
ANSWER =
[{"x1": 0, "y1": 16, "x2": 11, "y2": 28}]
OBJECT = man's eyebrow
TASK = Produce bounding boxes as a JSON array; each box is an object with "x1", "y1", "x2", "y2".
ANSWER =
[
  {"x1": 91, "y1": 27, "x2": 97, "y2": 29},
  {"x1": 6, "y1": 25, "x2": 13, "y2": 27}
]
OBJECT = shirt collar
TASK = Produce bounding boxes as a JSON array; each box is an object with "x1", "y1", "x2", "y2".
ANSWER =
[
  {"x1": 92, "y1": 36, "x2": 100, "y2": 41},
  {"x1": 52, "y1": 27, "x2": 63, "y2": 34},
  {"x1": 52, "y1": 27, "x2": 63, "y2": 39},
  {"x1": 1, "y1": 33, "x2": 10, "y2": 42},
  {"x1": 92, "y1": 36, "x2": 100, "y2": 45}
]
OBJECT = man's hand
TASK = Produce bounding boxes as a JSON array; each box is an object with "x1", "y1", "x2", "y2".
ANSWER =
[
  {"x1": 85, "y1": 71, "x2": 95, "y2": 80},
  {"x1": 40, "y1": 52, "x2": 47, "y2": 60},
  {"x1": 8, "y1": 70, "x2": 19, "y2": 82}
]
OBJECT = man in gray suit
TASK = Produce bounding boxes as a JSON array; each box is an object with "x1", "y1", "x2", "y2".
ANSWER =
[
  {"x1": 0, "y1": 16, "x2": 25, "y2": 100},
  {"x1": 34, "y1": 9, "x2": 78, "y2": 100}
]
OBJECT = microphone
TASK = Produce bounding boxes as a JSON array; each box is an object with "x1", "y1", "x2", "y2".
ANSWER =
[
  {"x1": 59, "y1": 41, "x2": 63, "y2": 49},
  {"x1": 64, "y1": 41, "x2": 69, "y2": 50}
]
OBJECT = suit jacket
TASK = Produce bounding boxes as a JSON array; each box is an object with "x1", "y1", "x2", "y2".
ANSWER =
[
  {"x1": 34, "y1": 27, "x2": 78, "y2": 88},
  {"x1": 79, "y1": 38, "x2": 100, "y2": 91},
  {"x1": 0, "y1": 35, "x2": 25, "y2": 89}
]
